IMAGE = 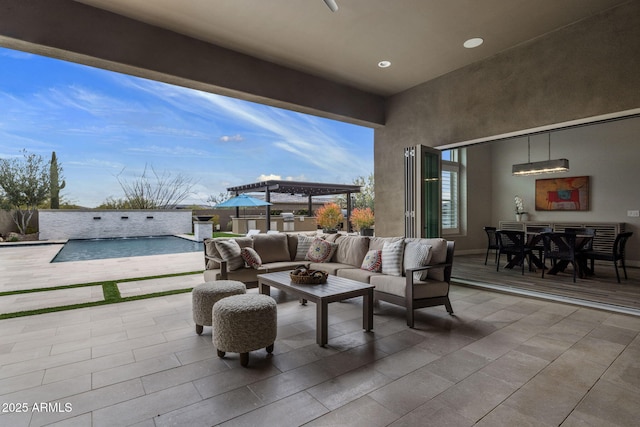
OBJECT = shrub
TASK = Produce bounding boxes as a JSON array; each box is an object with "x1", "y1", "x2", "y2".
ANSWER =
[
  {"x1": 315, "y1": 203, "x2": 343, "y2": 230},
  {"x1": 350, "y1": 207, "x2": 375, "y2": 231}
]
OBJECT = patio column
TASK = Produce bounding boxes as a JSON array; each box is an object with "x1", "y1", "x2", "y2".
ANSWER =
[
  {"x1": 308, "y1": 195, "x2": 313, "y2": 217},
  {"x1": 265, "y1": 188, "x2": 271, "y2": 231},
  {"x1": 346, "y1": 192, "x2": 352, "y2": 232}
]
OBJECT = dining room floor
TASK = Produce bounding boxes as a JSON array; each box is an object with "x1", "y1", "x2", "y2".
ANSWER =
[{"x1": 453, "y1": 253, "x2": 640, "y2": 314}]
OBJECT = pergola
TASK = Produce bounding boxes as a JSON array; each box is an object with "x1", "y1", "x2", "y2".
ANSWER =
[{"x1": 227, "y1": 180, "x2": 362, "y2": 232}]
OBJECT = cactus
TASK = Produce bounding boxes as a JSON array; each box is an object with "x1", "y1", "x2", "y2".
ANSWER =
[{"x1": 49, "y1": 151, "x2": 66, "y2": 209}]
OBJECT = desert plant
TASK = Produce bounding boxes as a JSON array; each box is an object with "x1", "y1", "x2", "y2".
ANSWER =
[
  {"x1": 350, "y1": 207, "x2": 375, "y2": 231},
  {"x1": 49, "y1": 151, "x2": 66, "y2": 209},
  {"x1": 315, "y1": 202, "x2": 344, "y2": 231}
]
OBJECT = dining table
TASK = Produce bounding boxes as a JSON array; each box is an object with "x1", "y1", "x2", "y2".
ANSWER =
[{"x1": 544, "y1": 233, "x2": 595, "y2": 278}]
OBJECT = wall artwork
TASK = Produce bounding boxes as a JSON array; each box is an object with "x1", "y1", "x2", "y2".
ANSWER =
[{"x1": 535, "y1": 176, "x2": 590, "y2": 211}]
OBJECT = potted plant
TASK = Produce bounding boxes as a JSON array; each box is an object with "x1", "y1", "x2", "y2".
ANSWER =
[
  {"x1": 315, "y1": 203, "x2": 344, "y2": 233},
  {"x1": 514, "y1": 195, "x2": 528, "y2": 222},
  {"x1": 350, "y1": 207, "x2": 375, "y2": 236}
]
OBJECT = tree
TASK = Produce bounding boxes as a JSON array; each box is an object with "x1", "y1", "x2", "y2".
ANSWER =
[
  {"x1": 336, "y1": 173, "x2": 374, "y2": 211},
  {"x1": 96, "y1": 196, "x2": 132, "y2": 209},
  {"x1": 49, "y1": 151, "x2": 66, "y2": 209},
  {"x1": 0, "y1": 150, "x2": 51, "y2": 234},
  {"x1": 206, "y1": 191, "x2": 232, "y2": 206},
  {"x1": 114, "y1": 164, "x2": 197, "y2": 209}
]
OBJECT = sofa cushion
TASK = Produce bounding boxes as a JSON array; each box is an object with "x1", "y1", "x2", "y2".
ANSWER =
[
  {"x1": 307, "y1": 238, "x2": 337, "y2": 263},
  {"x1": 334, "y1": 235, "x2": 370, "y2": 266},
  {"x1": 323, "y1": 233, "x2": 341, "y2": 243},
  {"x1": 204, "y1": 267, "x2": 263, "y2": 283},
  {"x1": 264, "y1": 261, "x2": 308, "y2": 273},
  {"x1": 361, "y1": 249, "x2": 382, "y2": 272},
  {"x1": 403, "y1": 241, "x2": 432, "y2": 281},
  {"x1": 382, "y1": 239, "x2": 404, "y2": 276},
  {"x1": 241, "y1": 247, "x2": 262, "y2": 269},
  {"x1": 406, "y1": 238, "x2": 448, "y2": 281},
  {"x1": 295, "y1": 235, "x2": 316, "y2": 261},
  {"x1": 337, "y1": 267, "x2": 383, "y2": 283},
  {"x1": 368, "y1": 236, "x2": 404, "y2": 251},
  {"x1": 308, "y1": 262, "x2": 354, "y2": 276},
  {"x1": 214, "y1": 239, "x2": 245, "y2": 271},
  {"x1": 286, "y1": 233, "x2": 299, "y2": 261},
  {"x1": 370, "y1": 275, "x2": 449, "y2": 299},
  {"x1": 252, "y1": 233, "x2": 291, "y2": 263}
]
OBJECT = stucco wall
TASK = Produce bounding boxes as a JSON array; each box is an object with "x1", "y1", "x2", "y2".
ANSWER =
[
  {"x1": 375, "y1": 1, "x2": 640, "y2": 255},
  {"x1": 39, "y1": 210, "x2": 192, "y2": 240}
]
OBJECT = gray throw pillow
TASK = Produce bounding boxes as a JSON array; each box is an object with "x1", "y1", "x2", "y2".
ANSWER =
[
  {"x1": 382, "y1": 239, "x2": 404, "y2": 276},
  {"x1": 295, "y1": 235, "x2": 315, "y2": 261},
  {"x1": 214, "y1": 239, "x2": 245, "y2": 271},
  {"x1": 403, "y1": 241, "x2": 432, "y2": 281}
]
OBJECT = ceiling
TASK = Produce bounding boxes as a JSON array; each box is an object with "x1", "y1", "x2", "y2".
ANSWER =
[{"x1": 74, "y1": 0, "x2": 627, "y2": 96}]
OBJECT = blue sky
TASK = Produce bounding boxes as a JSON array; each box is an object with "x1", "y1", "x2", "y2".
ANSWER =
[{"x1": 0, "y1": 47, "x2": 374, "y2": 208}]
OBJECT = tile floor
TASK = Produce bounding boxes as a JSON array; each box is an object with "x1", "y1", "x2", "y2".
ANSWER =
[
  {"x1": 1, "y1": 244, "x2": 639, "y2": 426},
  {"x1": 1, "y1": 284, "x2": 639, "y2": 426}
]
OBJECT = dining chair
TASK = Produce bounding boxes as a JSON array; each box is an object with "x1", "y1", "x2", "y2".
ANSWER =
[
  {"x1": 526, "y1": 226, "x2": 552, "y2": 267},
  {"x1": 564, "y1": 227, "x2": 596, "y2": 251},
  {"x1": 586, "y1": 231, "x2": 633, "y2": 283},
  {"x1": 483, "y1": 226, "x2": 499, "y2": 265},
  {"x1": 496, "y1": 230, "x2": 531, "y2": 275},
  {"x1": 541, "y1": 232, "x2": 579, "y2": 282}
]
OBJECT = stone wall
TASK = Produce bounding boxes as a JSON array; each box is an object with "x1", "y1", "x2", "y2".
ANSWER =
[{"x1": 39, "y1": 210, "x2": 192, "y2": 241}]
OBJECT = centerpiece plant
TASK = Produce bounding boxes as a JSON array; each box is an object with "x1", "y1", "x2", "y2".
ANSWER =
[
  {"x1": 315, "y1": 202, "x2": 343, "y2": 233},
  {"x1": 350, "y1": 207, "x2": 375, "y2": 236},
  {"x1": 514, "y1": 195, "x2": 528, "y2": 221}
]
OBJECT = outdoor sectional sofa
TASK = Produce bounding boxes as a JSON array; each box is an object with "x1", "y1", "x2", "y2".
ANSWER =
[{"x1": 202, "y1": 232, "x2": 455, "y2": 327}]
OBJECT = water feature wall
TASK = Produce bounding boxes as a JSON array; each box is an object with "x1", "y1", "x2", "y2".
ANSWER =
[{"x1": 38, "y1": 210, "x2": 193, "y2": 240}]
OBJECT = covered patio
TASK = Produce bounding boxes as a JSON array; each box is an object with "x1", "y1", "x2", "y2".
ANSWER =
[{"x1": 226, "y1": 180, "x2": 361, "y2": 233}]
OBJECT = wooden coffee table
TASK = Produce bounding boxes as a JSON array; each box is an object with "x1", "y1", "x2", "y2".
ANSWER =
[{"x1": 258, "y1": 271, "x2": 374, "y2": 346}]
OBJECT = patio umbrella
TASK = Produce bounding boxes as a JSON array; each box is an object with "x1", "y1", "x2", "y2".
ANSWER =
[{"x1": 215, "y1": 194, "x2": 272, "y2": 208}]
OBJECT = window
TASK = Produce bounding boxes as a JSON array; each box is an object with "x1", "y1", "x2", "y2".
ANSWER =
[{"x1": 442, "y1": 149, "x2": 460, "y2": 234}]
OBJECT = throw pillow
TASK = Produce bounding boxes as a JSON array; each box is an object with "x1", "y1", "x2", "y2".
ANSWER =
[
  {"x1": 306, "y1": 238, "x2": 338, "y2": 263},
  {"x1": 295, "y1": 235, "x2": 316, "y2": 261},
  {"x1": 426, "y1": 238, "x2": 448, "y2": 281},
  {"x1": 382, "y1": 239, "x2": 404, "y2": 276},
  {"x1": 403, "y1": 241, "x2": 432, "y2": 281},
  {"x1": 361, "y1": 249, "x2": 382, "y2": 272},
  {"x1": 241, "y1": 247, "x2": 262, "y2": 269},
  {"x1": 214, "y1": 239, "x2": 245, "y2": 271}
]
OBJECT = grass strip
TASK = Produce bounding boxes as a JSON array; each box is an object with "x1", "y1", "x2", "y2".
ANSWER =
[
  {"x1": 103, "y1": 283, "x2": 121, "y2": 301},
  {"x1": 0, "y1": 288, "x2": 194, "y2": 320},
  {"x1": 0, "y1": 271, "x2": 203, "y2": 297}
]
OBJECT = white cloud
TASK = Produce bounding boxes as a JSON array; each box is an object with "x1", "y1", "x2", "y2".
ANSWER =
[
  {"x1": 256, "y1": 173, "x2": 305, "y2": 182},
  {"x1": 257, "y1": 174, "x2": 281, "y2": 181},
  {"x1": 220, "y1": 134, "x2": 244, "y2": 142}
]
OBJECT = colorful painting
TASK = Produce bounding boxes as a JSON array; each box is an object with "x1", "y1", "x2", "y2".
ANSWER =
[{"x1": 535, "y1": 176, "x2": 590, "y2": 211}]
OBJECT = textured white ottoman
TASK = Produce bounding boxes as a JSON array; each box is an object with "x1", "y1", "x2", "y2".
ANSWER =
[
  {"x1": 212, "y1": 294, "x2": 277, "y2": 367},
  {"x1": 192, "y1": 281, "x2": 246, "y2": 335}
]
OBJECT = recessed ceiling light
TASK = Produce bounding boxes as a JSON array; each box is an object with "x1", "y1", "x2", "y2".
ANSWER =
[
  {"x1": 463, "y1": 38, "x2": 484, "y2": 48},
  {"x1": 378, "y1": 60, "x2": 391, "y2": 68}
]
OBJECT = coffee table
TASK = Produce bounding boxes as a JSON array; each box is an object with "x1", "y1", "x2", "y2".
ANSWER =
[{"x1": 257, "y1": 271, "x2": 374, "y2": 346}]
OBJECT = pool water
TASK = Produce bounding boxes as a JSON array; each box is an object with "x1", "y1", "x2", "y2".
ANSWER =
[{"x1": 52, "y1": 235, "x2": 202, "y2": 263}]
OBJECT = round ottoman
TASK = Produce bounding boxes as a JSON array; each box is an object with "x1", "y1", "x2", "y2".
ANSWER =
[
  {"x1": 192, "y1": 281, "x2": 246, "y2": 335},
  {"x1": 212, "y1": 294, "x2": 277, "y2": 367}
]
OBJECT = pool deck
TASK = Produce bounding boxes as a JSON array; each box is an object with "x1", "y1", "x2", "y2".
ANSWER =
[{"x1": 0, "y1": 237, "x2": 204, "y2": 315}]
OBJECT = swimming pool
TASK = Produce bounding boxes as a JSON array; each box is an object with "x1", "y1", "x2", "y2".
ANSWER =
[{"x1": 52, "y1": 235, "x2": 202, "y2": 263}]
